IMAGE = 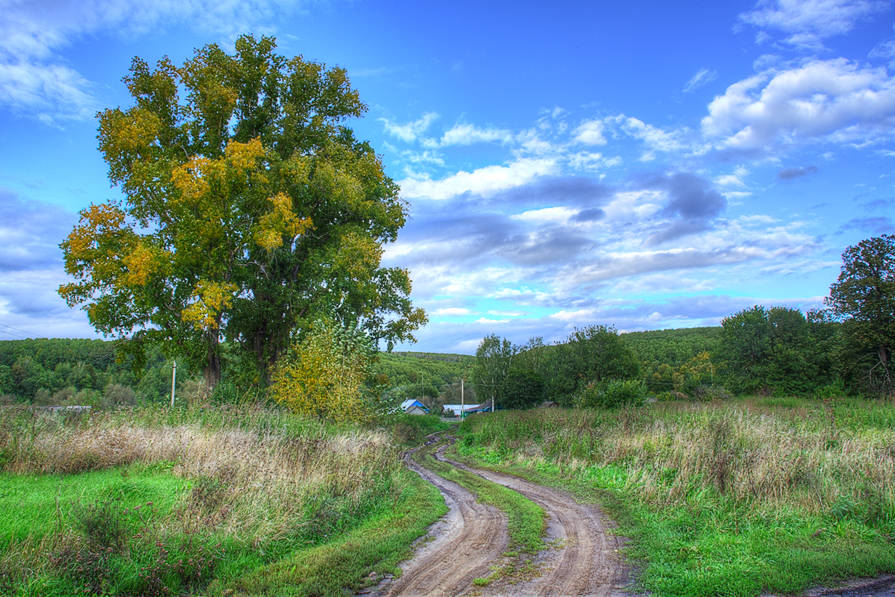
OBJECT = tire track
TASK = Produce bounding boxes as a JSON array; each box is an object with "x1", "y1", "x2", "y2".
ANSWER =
[
  {"x1": 437, "y1": 445, "x2": 629, "y2": 597},
  {"x1": 374, "y1": 446, "x2": 510, "y2": 597}
]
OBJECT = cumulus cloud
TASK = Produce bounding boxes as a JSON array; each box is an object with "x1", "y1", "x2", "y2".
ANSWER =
[
  {"x1": 0, "y1": 0, "x2": 317, "y2": 123},
  {"x1": 605, "y1": 115, "x2": 703, "y2": 159},
  {"x1": 738, "y1": 0, "x2": 889, "y2": 48},
  {"x1": 683, "y1": 68, "x2": 718, "y2": 93},
  {"x1": 399, "y1": 158, "x2": 558, "y2": 200},
  {"x1": 379, "y1": 112, "x2": 439, "y2": 142},
  {"x1": 702, "y1": 59, "x2": 895, "y2": 152},
  {"x1": 778, "y1": 165, "x2": 818, "y2": 179},
  {"x1": 439, "y1": 123, "x2": 514, "y2": 146},
  {"x1": 574, "y1": 119, "x2": 608, "y2": 145}
]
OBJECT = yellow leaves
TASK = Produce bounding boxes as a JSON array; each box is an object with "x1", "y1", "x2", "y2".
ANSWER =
[
  {"x1": 271, "y1": 319, "x2": 372, "y2": 423},
  {"x1": 171, "y1": 156, "x2": 213, "y2": 205},
  {"x1": 122, "y1": 243, "x2": 171, "y2": 286},
  {"x1": 225, "y1": 137, "x2": 265, "y2": 170},
  {"x1": 254, "y1": 192, "x2": 313, "y2": 251},
  {"x1": 98, "y1": 107, "x2": 161, "y2": 156},
  {"x1": 182, "y1": 280, "x2": 238, "y2": 330},
  {"x1": 333, "y1": 230, "x2": 382, "y2": 281}
]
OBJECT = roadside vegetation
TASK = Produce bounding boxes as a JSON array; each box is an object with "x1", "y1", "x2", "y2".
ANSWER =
[
  {"x1": 0, "y1": 403, "x2": 446, "y2": 596},
  {"x1": 457, "y1": 399, "x2": 895, "y2": 596}
]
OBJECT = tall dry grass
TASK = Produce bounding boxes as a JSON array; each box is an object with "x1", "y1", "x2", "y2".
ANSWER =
[
  {"x1": 0, "y1": 404, "x2": 402, "y2": 546},
  {"x1": 461, "y1": 400, "x2": 895, "y2": 522}
]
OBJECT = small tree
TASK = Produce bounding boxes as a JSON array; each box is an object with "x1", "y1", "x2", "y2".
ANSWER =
[
  {"x1": 472, "y1": 335, "x2": 516, "y2": 410},
  {"x1": 543, "y1": 325, "x2": 640, "y2": 405},
  {"x1": 271, "y1": 318, "x2": 374, "y2": 423},
  {"x1": 825, "y1": 234, "x2": 895, "y2": 393}
]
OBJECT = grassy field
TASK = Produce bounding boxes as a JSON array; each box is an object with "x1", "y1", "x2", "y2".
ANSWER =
[
  {"x1": 457, "y1": 397, "x2": 895, "y2": 597},
  {"x1": 0, "y1": 405, "x2": 448, "y2": 596}
]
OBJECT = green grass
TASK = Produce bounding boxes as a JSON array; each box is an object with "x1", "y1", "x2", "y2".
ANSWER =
[
  {"x1": 456, "y1": 402, "x2": 895, "y2": 597},
  {"x1": 215, "y1": 467, "x2": 447, "y2": 596},
  {"x1": 0, "y1": 403, "x2": 453, "y2": 596},
  {"x1": 0, "y1": 466, "x2": 188, "y2": 544}
]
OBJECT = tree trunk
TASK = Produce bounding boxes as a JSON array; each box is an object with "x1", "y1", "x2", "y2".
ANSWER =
[{"x1": 204, "y1": 333, "x2": 222, "y2": 396}]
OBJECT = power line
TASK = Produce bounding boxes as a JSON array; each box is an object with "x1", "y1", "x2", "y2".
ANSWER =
[
  {"x1": 0, "y1": 322, "x2": 34, "y2": 336},
  {"x1": 0, "y1": 324, "x2": 30, "y2": 339}
]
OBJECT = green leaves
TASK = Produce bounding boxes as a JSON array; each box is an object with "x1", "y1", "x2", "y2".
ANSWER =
[
  {"x1": 825, "y1": 234, "x2": 895, "y2": 394},
  {"x1": 60, "y1": 34, "x2": 425, "y2": 389}
]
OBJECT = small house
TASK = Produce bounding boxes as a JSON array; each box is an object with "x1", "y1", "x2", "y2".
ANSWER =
[{"x1": 400, "y1": 399, "x2": 429, "y2": 416}]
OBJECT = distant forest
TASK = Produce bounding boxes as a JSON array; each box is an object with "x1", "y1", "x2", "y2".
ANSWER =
[{"x1": 0, "y1": 313, "x2": 876, "y2": 407}]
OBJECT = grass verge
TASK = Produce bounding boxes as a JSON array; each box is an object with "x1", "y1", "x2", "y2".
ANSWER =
[
  {"x1": 0, "y1": 404, "x2": 448, "y2": 596},
  {"x1": 215, "y1": 466, "x2": 447, "y2": 596},
  {"x1": 456, "y1": 402, "x2": 895, "y2": 597}
]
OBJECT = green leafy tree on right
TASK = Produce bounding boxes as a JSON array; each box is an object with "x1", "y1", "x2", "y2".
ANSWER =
[{"x1": 825, "y1": 234, "x2": 895, "y2": 395}]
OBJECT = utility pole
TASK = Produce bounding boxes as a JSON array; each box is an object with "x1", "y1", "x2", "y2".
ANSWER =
[
  {"x1": 170, "y1": 361, "x2": 177, "y2": 407},
  {"x1": 461, "y1": 378, "x2": 465, "y2": 420}
]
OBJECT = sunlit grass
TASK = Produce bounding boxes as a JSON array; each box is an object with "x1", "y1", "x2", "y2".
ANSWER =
[{"x1": 457, "y1": 399, "x2": 895, "y2": 597}]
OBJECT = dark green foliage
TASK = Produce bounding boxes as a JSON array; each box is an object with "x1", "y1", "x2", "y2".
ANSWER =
[
  {"x1": 579, "y1": 379, "x2": 647, "y2": 408},
  {"x1": 721, "y1": 306, "x2": 840, "y2": 396},
  {"x1": 373, "y1": 352, "x2": 474, "y2": 400},
  {"x1": 825, "y1": 234, "x2": 895, "y2": 395},
  {"x1": 543, "y1": 325, "x2": 640, "y2": 405},
  {"x1": 502, "y1": 370, "x2": 546, "y2": 410},
  {"x1": 472, "y1": 335, "x2": 516, "y2": 408},
  {"x1": 623, "y1": 327, "x2": 722, "y2": 368}
]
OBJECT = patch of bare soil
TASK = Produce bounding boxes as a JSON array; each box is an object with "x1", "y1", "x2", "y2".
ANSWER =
[
  {"x1": 437, "y1": 447, "x2": 630, "y2": 597},
  {"x1": 370, "y1": 437, "x2": 631, "y2": 597},
  {"x1": 763, "y1": 575, "x2": 895, "y2": 597},
  {"x1": 368, "y1": 448, "x2": 510, "y2": 597}
]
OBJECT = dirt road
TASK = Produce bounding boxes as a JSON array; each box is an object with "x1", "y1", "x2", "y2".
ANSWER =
[{"x1": 371, "y1": 437, "x2": 629, "y2": 597}]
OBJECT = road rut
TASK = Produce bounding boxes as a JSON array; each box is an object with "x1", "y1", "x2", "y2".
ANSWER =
[{"x1": 372, "y1": 436, "x2": 629, "y2": 597}]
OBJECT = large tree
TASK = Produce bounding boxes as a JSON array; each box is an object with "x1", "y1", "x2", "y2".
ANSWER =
[
  {"x1": 59, "y1": 36, "x2": 426, "y2": 389},
  {"x1": 825, "y1": 234, "x2": 895, "y2": 391}
]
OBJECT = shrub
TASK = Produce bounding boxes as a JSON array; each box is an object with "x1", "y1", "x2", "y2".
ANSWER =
[
  {"x1": 579, "y1": 379, "x2": 646, "y2": 408},
  {"x1": 102, "y1": 383, "x2": 137, "y2": 408}
]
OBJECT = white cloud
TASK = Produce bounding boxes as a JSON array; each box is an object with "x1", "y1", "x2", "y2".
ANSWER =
[
  {"x1": 684, "y1": 68, "x2": 718, "y2": 93},
  {"x1": 548, "y1": 309, "x2": 596, "y2": 321},
  {"x1": 440, "y1": 123, "x2": 513, "y2": 146},
  {"x1": 511, "y1": 207, "x2": 578, "y2": 224},
  {"x1": 379, "y1": 112, "x2": 439, "y2": 142},
  {"x1": 0, "y1": 0, "x2": 319, "y2": 122},
  {"x1": 0, "y1": 60, "x2": 96, "y2": 124},
  {"x1": 702, "y1": 59, "x2": 895, "y2": 151},
  {"x1": 573, "y1": 119, "x2": 608, "y2": 145},
  {"x1": 738, "y1": 0, "x2": 889, "y2": 46},
  {"x1": 567, "y1": 151, "x2": 622, "y2": 171},
  {"x1": 433, "y1": 307, "x2": 473, "y2": 316},
  {"x1": 398, "y1": 158, "x2": 558, "y2": 200},
  {"x1": 869, "y1": 39, "x2": 895, "y2": 67},
  {"x1": 715, "y1": 166, "x2": 749, "y2": 187}
]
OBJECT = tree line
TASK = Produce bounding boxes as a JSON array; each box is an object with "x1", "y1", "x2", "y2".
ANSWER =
[{"x1": 469, "y1": 234, "x2": 894, "y2": 408}]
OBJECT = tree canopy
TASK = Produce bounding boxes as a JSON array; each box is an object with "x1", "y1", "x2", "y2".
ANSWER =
[
  {"x1": 825, "y1": 234, "x2": 895, "y2": 392},
  {"x1": 59, "y1": 35, "x2": 426, "y2": 388}
]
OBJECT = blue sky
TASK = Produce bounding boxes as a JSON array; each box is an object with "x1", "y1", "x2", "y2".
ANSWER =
[{"x1": 1, "y1": 0, "x2": 894, "y2": 353}]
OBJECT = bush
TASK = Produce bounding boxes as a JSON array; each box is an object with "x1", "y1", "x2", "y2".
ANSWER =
[
  {"x1": 579, "y1": 379, "x2": 646, "y2": 408},
  {"x1": 102, "y1": 383, "x2": 136, "y2": 408}
]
